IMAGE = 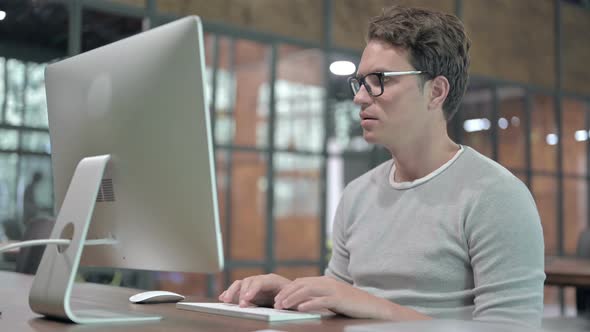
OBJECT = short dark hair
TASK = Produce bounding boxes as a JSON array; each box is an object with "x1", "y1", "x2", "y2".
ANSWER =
[{"x1": 367, "y1": 6, "x2": 471, "y2": 120}]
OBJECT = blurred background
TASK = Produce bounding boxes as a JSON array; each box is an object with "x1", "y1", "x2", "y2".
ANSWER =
[{"x1": 0, "y1": 0, "x2": 589, "y2": 320}]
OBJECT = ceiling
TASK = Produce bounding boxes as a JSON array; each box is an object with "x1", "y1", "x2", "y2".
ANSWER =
[{"x1": 0, "y1": 0, "x2": 142, "y2": 63}]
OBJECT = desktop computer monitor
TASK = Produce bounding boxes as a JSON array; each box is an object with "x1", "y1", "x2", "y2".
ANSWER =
[{"x1": 28, "y1": 16, "x2": 223, "y2": 324}]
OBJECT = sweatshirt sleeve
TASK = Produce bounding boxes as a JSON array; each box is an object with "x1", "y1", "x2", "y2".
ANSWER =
[{"x1": 465, "y1": 179, "x2": 545, "y2": 327}]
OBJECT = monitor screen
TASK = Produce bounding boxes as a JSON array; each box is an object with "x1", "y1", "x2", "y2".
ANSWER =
[
  {"x1": 45, "y1": 16, "x2": 223, "y2": 273},
  {"x1": 29, "y1": 15, "x2": 224, "y2": 324}
]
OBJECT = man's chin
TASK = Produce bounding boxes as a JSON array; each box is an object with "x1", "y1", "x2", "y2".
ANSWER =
[{"x1": 362, "y1": 131, "x2": 379, "y2": 144}]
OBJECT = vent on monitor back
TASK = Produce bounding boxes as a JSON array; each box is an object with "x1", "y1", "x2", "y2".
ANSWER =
[{"x1": 96, "y1": 178, "x2": 116, "y2": 202}]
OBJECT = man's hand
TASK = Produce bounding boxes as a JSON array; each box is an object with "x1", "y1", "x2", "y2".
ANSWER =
[
  {"x1": 219, "y1": 273, "x2": 291, "y2": 307},
  {"x1": 273, "y1": 276, "x2": 431, "y2": 321}
]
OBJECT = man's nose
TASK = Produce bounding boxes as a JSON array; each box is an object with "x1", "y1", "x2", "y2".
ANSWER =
[{"x1": 353, "y1": 84, "x2": 372, "y2": 106}]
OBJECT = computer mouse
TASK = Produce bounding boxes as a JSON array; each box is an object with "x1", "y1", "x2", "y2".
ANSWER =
[{"x1": 129, "y1": 290, "x2": 185, "y2": 304}]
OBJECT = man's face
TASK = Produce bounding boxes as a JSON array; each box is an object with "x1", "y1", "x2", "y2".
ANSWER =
[{"x1": 353, "y1": 40, "x2": 431, "y2": 147}]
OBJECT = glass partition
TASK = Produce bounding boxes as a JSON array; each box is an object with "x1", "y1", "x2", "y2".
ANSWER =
[
  {"x1": 460, "y1": 84, "x2": 494, "y2": 158},
  {"x1": 273, "y1": 153, "x2": 321, "y2": 262},
  {"x1": 497, "y1": 87, "x2": 526, "y2": 171},
  {"x1": 274, "y1": 45, "x2": 324, "y2": 152},
  {"x1": 531, "y1": 95, "x2": 557, "y2": 173}
]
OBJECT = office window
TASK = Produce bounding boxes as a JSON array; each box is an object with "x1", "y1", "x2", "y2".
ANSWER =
[
  {"x1": 532, "y1": 175, "x2": 558, "y2": 255},
  {"x1": 531, "y1": 95, "x2": 557, "y2": 173},
  {"x1": 562, "y1": 98, "x2": 589, "y2": 256},
  {"x1": 21, "y1": 132, "x2": 51, "y2": 154},
  {"x1": 210, "y1": 68, "x2": 236, "y2": 145},
  {"x1": 273, "y1": 153, "x2": 321, "y2": 216},
  {"x1": 0, "y1": 58, "x2": 4, "y2": 115},
  {"x1": 0, "y1": 129, "x2": 18, "y2": 150},
  {"x1": 562, "y1": 1, "x2": 590, "y2": 97},
  {"x1": 209, "y1": 36, "x2": 237, "y2": 146},
  {"x1": 274, "y1": 175, "x2": 320, "y2": 218},
  {"x1": 272, "y1": 45, "x2": 324, "y2": 152},
  {"x1": 0, "y1": 0, "x2": 64, "y2": 239},
  {"x1": 24, "y1": 63, "x2": 49, "y2": 128},
  {"x1": 0, "y1": 58, "x2": 52, "y2": 234},
  {"x1": 331, "y1": 100, "x2": 371, "y2": 152},
  {"x1": 460, "y1": 84, "x2": 494, "y2": 158},
  {"x1": 0, "y1": 153, "x2": 18, "y2": 225},
  {"x1": 228, "y1": 151, "x2": 268, "y2": 261},
  {"x1": 564, "y1": 178, "x2": 587, "y2": 255},
  {"x1": 4, "y1": 59, "x2": 26, "y2": 126},
  {"x1": 497, "y1": 87, "x2": 526, "y2": 170},
  {"x1": 262, "y1": 80, "x2": 324, "y2": 152},
  {"x1": 215, "y1": 150, "x2": 229, "y2": 243},
  {"x1": 562, "y1": 99, "x2": 588, "y2": 176},
  {"x1": 233, "y1": 40, "x2": 270, "y2": 148},
  {"x1": 2, "y1": 60, "x2": 50, "y2": 131},
  {"x1": 17, "y1": 156, "x2": 54, "y2": 218},
  {"x1": 274, "y1": 153, "x2": 321, "y2": 261}
]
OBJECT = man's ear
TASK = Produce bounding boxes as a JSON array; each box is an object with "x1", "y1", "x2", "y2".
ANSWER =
[{"x1": 427, "y1": 76, "x2": 450, "y2": 111}]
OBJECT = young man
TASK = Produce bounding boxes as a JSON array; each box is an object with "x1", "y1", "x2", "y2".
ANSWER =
[{"x1": 219, "y1": 6, "x2": 545, "y2": 327}]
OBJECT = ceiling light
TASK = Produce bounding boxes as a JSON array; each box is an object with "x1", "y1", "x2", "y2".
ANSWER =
[
  {"x1": 498, "y1": 117, "x2": 508, "y2": 129},
  {"x1": 0, "y1": 11, "x2": 6, "y2": 21},
  {"x1": 463, "y1": 118, "x2": 491, "y2": 133},
  {"x1": 546, "y1": 133, "x2": 558, "y2": 145},
  {"x1": 575, "y1": 130, "x2": 588, "y2": 142},
  {"x1": 329, "y1": 61, "x2": 356, "y2": 76}
]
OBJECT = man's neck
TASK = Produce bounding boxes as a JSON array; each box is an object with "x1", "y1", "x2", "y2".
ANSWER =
[{"x1": 388, "y1": 134, "x2": 460, "y2": 183}]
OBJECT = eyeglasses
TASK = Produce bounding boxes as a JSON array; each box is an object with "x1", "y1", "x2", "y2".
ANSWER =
[{"x1": 348, "y1": 71, "x2": 423, "y2": 97}]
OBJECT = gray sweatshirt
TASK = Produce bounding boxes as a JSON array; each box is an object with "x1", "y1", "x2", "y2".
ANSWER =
[{"x1": 326, "y1": 146, "x2": 545, "y2": 327}]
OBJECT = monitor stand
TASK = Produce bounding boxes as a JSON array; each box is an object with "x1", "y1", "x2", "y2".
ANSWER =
[{"x1": 28, "y1": 154, "x2": 161, "y2": 324}]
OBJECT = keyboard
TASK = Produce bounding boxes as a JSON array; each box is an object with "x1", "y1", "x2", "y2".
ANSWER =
[{"x1": 176, "y1": 302, "x2": 322, "y2": 322}]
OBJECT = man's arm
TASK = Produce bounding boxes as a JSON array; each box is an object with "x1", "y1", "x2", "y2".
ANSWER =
[
  {"x1": 218, "y1": 188, "x2": 357, "y2": 308},
  {"x1": 324, "y1": 189, "x2": 353, "y2": 283},
  {"x1": 274, "y1": 275, "x2": 432, "y2": 320},
  {"x1": 466, "y1": 180, "x2": 545, "y2": 327}
]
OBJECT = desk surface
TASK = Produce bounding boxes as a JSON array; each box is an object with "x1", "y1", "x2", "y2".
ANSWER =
[
  {"x1": 2, "y1": 269, "x2": 583, "y2": 332},
  {"x1": 545, "y1": 256, "x2": 590, "y2": 287},
  {"x1": 0, "y1": 271, "x2": 377, "y2": 332}
]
